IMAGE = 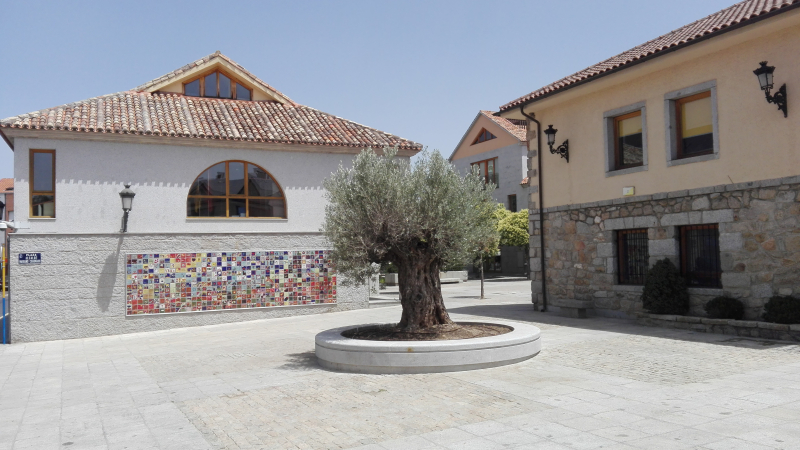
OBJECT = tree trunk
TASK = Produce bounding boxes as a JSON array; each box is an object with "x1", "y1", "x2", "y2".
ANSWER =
[
  {"x1": 396, "y1": 256, "x2": 453, "y2": 331},
  {"x1": 480, "y1": 260, "x2": 485, "y2": 299}
]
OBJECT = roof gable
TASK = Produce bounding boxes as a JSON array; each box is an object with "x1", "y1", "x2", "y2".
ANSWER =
[
  {"x1": 134, "y1": 51, "x2": 294, "y2": 104},
  {"x1": 449, "y1": 111, "x2": 526, "y2": 161}
]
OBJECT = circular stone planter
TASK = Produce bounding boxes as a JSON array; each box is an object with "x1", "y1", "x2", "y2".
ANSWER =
[{"x1": 315, "y1": 320, "x2": 541, "y2": 374}]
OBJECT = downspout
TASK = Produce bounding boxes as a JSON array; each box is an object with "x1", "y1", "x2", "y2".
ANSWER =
[{"x1": 519, "y1": 106, "x2": 547, "y2": 312}]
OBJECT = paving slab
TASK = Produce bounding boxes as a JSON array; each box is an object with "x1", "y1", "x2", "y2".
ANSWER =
[{"x1": 1, "y1": 279, "x2": 800, "y2": 449}]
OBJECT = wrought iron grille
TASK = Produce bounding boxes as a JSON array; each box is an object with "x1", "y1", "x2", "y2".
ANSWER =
[
  {"x1": 618, "y1": 229, "x2": 649, "y2": 285},
  {"x1": 680, "y1": 224, "x2": 721, "y2": 287}
]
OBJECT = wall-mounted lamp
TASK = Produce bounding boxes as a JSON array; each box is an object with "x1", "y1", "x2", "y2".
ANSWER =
[
  {"x1": 119, "y1": 184, "x2": 136, "y2": 233},
  {"x1": 753, "y1": 61, "x2": 787, "y2": 118},
  {"x1": 543, "y1": 125, "x2": 569, "y2": 162}
]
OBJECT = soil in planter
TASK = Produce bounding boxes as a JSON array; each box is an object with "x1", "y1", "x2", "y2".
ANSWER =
[{"x1": 342, "y1": 323, "x2": 512, "y2": 341}]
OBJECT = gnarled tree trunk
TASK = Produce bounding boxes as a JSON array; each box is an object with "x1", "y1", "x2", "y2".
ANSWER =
[{"x1": 396, "y1": 255, "x2": 453, "y2": 331}]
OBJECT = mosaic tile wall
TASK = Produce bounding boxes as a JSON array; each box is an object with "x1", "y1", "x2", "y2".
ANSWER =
[{"x1": 126, "y1": 250, "x2": 336, "y2": 315}]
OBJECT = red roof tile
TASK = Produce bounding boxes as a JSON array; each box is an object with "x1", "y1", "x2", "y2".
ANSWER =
[
  {"x1": 0, "y1": 178, "x2": 12, "y2": 193},
  {"x1": 500, "y1": 0, "x2": 800, "y2": 111},
  {"x1": 1, "y1": 54, "x2": 422, "y2": 152},
  {"x1": 480, "y1": 111, "x2": 527, "y2": 141}
]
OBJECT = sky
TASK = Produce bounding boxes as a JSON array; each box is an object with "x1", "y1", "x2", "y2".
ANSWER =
[{"x1": 0, "y1": 0, "x2": 736, "y2": 179}]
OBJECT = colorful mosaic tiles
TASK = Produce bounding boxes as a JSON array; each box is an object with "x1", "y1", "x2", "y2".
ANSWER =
[{"x1": 125, "y1": 250, "x2": 336, "y2": 315}]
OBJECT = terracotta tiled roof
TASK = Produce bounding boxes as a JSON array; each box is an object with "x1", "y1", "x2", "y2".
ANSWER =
[
  {"x1": 0, "y1": 178, "x2": 12, "y2": 193},
  {"x1": 0, "y1": 54, "x2": 422, "y2": 151},
  {"x1": 520, "y1": 177, "x2": 529, "y2": 186},
  {"x1": 500, "y1": 0, "x2": 800, "y2": 111},
  {"x1": 480, "y1": 111, "x2": 527, "y2": 141}
]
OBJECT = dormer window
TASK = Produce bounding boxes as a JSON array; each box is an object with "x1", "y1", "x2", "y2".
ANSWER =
[{"x1": 183, "y1": 70, "x2": 252, "y2": 101}]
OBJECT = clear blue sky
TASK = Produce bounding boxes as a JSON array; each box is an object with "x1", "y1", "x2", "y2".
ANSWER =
[{"x1": 0, "y1": 0, "x2": 735, "y2": 179}]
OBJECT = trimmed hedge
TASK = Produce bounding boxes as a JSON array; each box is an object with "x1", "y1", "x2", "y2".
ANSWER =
[
  {"x1": 641, "y1": 259, "x2": 689, "y2": 315},
  {"x1": 762, "y1": 296, "x2": 800, "y2": 324},
  {"x1": 704, "y1": 296, "x2": 745, "y2": 320}
]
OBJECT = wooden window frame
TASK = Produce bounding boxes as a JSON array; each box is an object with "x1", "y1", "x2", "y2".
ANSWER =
[
  {"x1": 675, "y1": 90, "x2": 713, "y2": 159},
  {"x1": 186, "y1": 160, "x2": 287, "y2": 219},
  {"x1": 612, "y1": 110, "x2": 644, "y2": 170},
  {"x1": 471, "y1": 157, "x2": 498, "y2": 185},
  {"x1": 617, "y1": 229, "x2": 649, "y2": 285},
  {"x1": 471, "y1": 128, "x2": 497, "y2": 145},
  {"x1": 29, "y1": 149, "x2": 56, "y2": 218},
  {"x1": 679, "y1": 224, "x2": 722, "y2": 288},
  {"x1": 182, "y1": 68, "x2": 253, "y2": 100}
]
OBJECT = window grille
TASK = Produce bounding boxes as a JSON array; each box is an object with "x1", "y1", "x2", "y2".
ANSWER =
[
  {"x1": 680, "y1": 224, "x2": 721, "y2": 287},
  {"x1": 618, "y1": 229, "x2": 649, "y2": 285}
]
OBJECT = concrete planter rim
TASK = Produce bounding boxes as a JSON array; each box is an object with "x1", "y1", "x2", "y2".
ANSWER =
[{"x1": 315, "y1": 319, "x2": 541, "y2": 373}]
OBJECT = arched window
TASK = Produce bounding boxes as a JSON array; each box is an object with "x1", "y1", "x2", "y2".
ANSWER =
[{"x1": 187, "y1": 161, "x2": 286, "y2": 218}]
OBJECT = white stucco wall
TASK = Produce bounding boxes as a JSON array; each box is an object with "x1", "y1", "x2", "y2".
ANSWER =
[
  {"x1": 8, "y1": 232, "x2": 369, "y2": 342},
  {"x1": 451, "y1": 142, "x2": 528, "y2": 210},
  {"x1": 12, "y1": 137, "x2": 364, "y2": 234}
]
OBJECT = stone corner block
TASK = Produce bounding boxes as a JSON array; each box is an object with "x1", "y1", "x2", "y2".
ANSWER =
[
  {"x1": 719, "y1": 233, "x2": 743, "y2": 252},
  {"x1": 660, "y1": 213, "x2": 689, "y2": 227},
  {"x1": 597, "y1": 243, "x2": 615, "y2": 258},
  {"x1": 702, "y1": 209, "x2": 734, "y2": 224}
]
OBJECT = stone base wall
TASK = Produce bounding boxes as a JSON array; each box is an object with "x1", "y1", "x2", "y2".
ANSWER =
[
  {"x1": 529, "y1": 175, "x2": 800, "y2": 319},
  {"x1": 637, "y1": 313, "x2": 800, "y2": 342},
  {"x1": 8, "y1": 233, "x2": 369, "y2": 342}
]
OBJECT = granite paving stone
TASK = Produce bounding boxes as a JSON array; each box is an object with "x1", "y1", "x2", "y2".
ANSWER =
[{"x1": 1, "y1": 279, "x2": 799, "y2": 449}]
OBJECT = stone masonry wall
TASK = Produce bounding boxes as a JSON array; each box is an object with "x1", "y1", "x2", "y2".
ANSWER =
[
  {"x1": 529, "y1": 175, "x2": 800, "y2": 319},
  {"x1": 8, "y1": 232, "x2": 369, "y2": 342}
]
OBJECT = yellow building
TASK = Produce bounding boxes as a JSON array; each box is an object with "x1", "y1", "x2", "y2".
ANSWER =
[{"x1": 498, "y1": 0, "x2": 800, "y2": 319}]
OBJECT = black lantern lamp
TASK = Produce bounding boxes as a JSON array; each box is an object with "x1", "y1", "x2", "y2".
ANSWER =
[
  {"x1": 753, "y1": 61, "x2": 787, "y2": 117},
  {"x1": 544, "y1": 125, "x2": 569, "y2": 162},
  {"x1": 119, "y1": 184, "x2": 136, "y2": 233}
]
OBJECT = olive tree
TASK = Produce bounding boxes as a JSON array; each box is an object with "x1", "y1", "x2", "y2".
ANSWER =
[{"x1": 322, "y1": 148, "x2": 497, "y2": 331}]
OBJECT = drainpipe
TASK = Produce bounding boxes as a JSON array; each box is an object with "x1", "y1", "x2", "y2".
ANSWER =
[{"x1": 519, "y1": 106, "x2": 547, "y2": 312}]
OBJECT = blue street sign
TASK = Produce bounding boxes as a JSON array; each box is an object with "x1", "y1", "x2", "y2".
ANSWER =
[{"x1": 18, "y1": 253, "x2": 42, "y2": 265}]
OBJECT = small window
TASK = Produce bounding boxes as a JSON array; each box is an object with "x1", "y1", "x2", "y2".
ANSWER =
[
  {"x1": 680, "y1": 224, "x2": 721, "y2": 287},
  {"x1": 676, "y1": 91, "x2": 713, "y2": 158},
  {"x1": 30, "y1": 149, "x2": 55, "y2": 217},
  {"x1": 183, "y1": 70, "x2": 253, "y2": 100},
  {"x1": 665, "y1": 81, "x2": 718, "y2": 165},
  {"x1": 617, "y1": 229, "x2": 649, "y2": 285},
  {"x1": 507, "y1": 194, "x2": 517, "y2": 212},
  {"x1": 187, "y1": 161, "x2": 286, "y2": 218},
  {"x1": 613, "y1": 111, "x2": 643, "y2": 170},
  {"x1": 471, "y1": 129, "x2": 497, "y2": 145},
  {"x1": 471, "y1": 157, "x2": 498, "y2": 186}
]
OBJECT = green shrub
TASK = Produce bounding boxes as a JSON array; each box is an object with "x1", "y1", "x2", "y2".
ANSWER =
[
  {"x1": 704, "y1": 296, "x2": 744, "y2": 320},
  {"x1": 762, "y1": 296, "x2": 800, "y2": 324},
  {"x1": 641, "y1": 258, "x2": 690, "y2": 315}
]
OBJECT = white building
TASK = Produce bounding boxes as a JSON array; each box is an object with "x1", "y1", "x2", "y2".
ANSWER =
[
  {"x1": 450, "y1": 111, "x2": 529, "y2": 275},
  {"x1": 0, "y1": 52, "x2": 421, "y2": 342}
]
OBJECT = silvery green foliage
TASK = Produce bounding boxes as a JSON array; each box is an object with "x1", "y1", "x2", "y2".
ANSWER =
[{"x1": 323, "y1": 147, "x2": 498, "y2": 285}]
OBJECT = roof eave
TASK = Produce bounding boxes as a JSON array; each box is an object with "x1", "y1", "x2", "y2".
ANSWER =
[
  {"x1": 0, "y1": 128, "x2": 13, "y2": 150},
  {"x1": 499, "y1": 2, "x2": 800, "y2": 113}
]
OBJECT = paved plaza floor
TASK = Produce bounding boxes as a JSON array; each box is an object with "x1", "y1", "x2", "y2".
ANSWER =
[{"x1": 2, "y1": 279, "x2": 800, "y2": 450}]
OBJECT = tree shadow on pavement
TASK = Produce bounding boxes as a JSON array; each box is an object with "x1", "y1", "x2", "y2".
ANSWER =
[
  {"x1": 278, "y1": 351, "x2": 321, "y2": 371},
  {"x1": 447, "y1": 303, "x2": 800, "y2": 351}
]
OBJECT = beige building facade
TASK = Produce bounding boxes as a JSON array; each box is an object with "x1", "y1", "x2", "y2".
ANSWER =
[{"x1": 499, "y1": 0, "x2": 800, "y2": 319}]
